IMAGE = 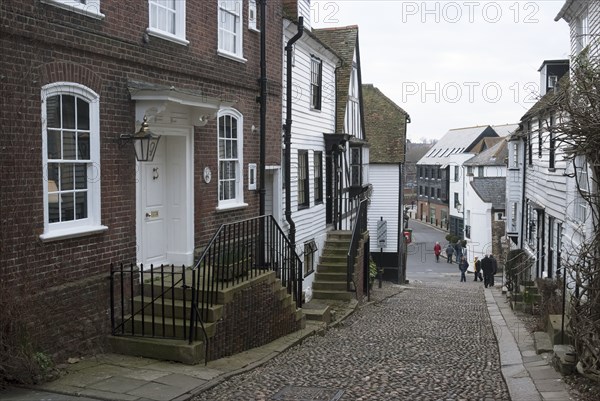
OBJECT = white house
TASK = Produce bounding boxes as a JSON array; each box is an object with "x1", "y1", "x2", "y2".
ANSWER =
[
  {"x1": 555, "y1": 1, "x2": 598, "y2": 277},
  {"x1": 416, "y1": 125, "x2": 499, "y2": 237},
  {"x1": 462, "y1": 140, "x2": 509, "y2": 263},
  {"x1": 283, "y1": 1, "x2": 370, "y2": 297},
  {"x1": 362, "y1": 84, "x2": 410, "y2": 283},
  {"x1": 282, "y1": 1, "x2": 339, "y2": 294}
]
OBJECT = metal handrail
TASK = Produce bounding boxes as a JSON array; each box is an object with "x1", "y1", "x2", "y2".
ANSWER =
[
  {"x1": 346, "y1": 198, "x2": 369, "y2": 292},
  {"x1": 188, "y1": 215, "x2": 302, "y2": 344}
]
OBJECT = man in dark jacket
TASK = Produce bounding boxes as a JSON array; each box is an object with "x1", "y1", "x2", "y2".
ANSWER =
[
  {"x1": 481, "y1": 255, "x2": 493, "y2": 288},
  {"x1": 489, "y1": 254, "x2": 498, "y2": 287}
]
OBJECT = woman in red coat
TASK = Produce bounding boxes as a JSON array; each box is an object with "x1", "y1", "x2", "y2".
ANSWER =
[{"x1": 433, "y1": 242, "x2": 442, "y2": 263}]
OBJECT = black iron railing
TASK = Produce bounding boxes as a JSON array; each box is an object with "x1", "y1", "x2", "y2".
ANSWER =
[
  {"x1": 347, "y1": 198, "x2": 369, "y2": 291},
  {"x1": 188, "y1": 215, "x2": 302, "y2": 343},
  {"x1": 110, "y1": 263, "x2": 197, "y2": 341}
]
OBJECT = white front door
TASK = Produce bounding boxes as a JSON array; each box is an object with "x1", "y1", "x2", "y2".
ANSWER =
[
  {"x1": 138, "y1": 133, "x2": 193, "y2": 268},
  {"x1": 141, "y1": 139, "x2": 167, "y2": 266}
]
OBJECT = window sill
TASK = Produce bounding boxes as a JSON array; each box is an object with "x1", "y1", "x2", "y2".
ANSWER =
[
  {"x1": 216, "y1": 202, "x2": 249, "y2": 212},
  {"x1": 297, "y1": 205, "x2": 310, "y2": 211},
  {"x1": 548, "y1": 167, "x2": 556, "y2": 172},
  {"x1": 217, "y1": 50, "x2": 247, "y2": 63},
  {"x1": 41, "y1": 0, "x2": 106, "y2": 19},
  {"x1": 40, "y1": 224, "x2": 108, "y2": 242},
  {"x1": 146, "y1": 28, "x2": 190, "y2": 46},
  {"x1": 508, "y1": 167, "x2": 520, "y2": 171}
]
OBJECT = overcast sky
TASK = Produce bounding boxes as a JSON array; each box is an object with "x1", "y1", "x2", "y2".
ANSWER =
[{"x1": 311, "y1": 0, "x2": 571, "y2": 142}]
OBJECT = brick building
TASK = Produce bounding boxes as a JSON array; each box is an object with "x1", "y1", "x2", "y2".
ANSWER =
[{"x1": 0, "y1": 0, "x2": 285, "y2": 361}]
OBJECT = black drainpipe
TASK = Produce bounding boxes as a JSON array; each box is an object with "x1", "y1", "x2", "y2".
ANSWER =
[
  {"x1": 284, "y1": 17, "x2": 304, "y2": 247},
  {"x1": 259, "y1": 0, "x2": 267, "y2": 217},
  {"x1": 520, "y1": 134, "x2": 527, "y2": 249}
]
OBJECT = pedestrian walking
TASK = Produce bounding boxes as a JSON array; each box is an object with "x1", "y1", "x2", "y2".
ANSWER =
[
  {"x1": 446, "y1": 243, "x2": 454, "y2": 263},
  {"x1": 489, "y1": 254, "x2": 498, "y2": 287},
  {"x1": 454, "y1": 241, "x2": 463, "y2": 264},
  {"x1": 481, "y1": 255, "x2": 493, "y2": 288},
  {"x1": 473, "y1": 256, "x2": 483, "y2": 281},
  {"x1": 434, "y1": 241, "x2": 442, "y2": 263},
  {"x1": 458, "y1": 256, "x2": 469, "y2": 282}
]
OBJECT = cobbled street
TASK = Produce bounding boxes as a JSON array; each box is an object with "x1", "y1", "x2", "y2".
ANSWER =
[{"x1": 194, "y1": 280, "x2": 510, "y2": 401}]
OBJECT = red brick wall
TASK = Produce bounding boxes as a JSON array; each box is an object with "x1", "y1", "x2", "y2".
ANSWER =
[
  {"x1": 0, "y1": 0, "x2": 283, "y2": 360},
  {"x1": 207, "y1": 278, "x2": 301, "y2": 361}
]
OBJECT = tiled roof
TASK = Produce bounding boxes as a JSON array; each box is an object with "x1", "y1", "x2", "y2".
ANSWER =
[
  {"x1": 313, "y1": 26, "x2": 360, "y2": 134},
  {"x1": 464, "y1": 139, "x2": 508, "y2": 166},
  {"x1": 362, "y1": 84, "x2": 409, "y2": 163},
  {"x1": 471, "y1": 177, "x2": 506, "y2": 209},
  {"x1": 417, "y1": 125, "x2": 498, "y2": 165},
  {"x1": 491, "y1": 124, "x2": 519, "y2": 137}
]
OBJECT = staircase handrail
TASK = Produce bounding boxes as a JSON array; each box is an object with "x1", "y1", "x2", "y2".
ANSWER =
[
  {"x1": 346, "y1": 197, "x2": 369, "y2": 292},
  {"x1": 188, "y1": 215, "x2": 302, "y2": 346}
]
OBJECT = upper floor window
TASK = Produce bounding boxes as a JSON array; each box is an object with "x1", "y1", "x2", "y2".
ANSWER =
[
  {"x1": 466, "y1": 166, "x2": 473, "y2": 176},
  {"x1": 298, "y1": 150, "x2": 309, "y2": 208},
  {"x1": 42, "y1": 0, "x2": 105, "y2": 19},
  {"x1": 350, "y1": 146, "x2": 362, "y2": 187},
  {"x1": 478, "y1": 166, "x2": 484, "y2": 177},
  {"x1": 41, "y1": 82, "x2": 104, "y2": 240},
  {"x1": 346, "y1": 63, "x2": 360, "y2": 135},
  {"x1": 314, "y1": 151, "x2": 323, "y2": 203},
  {"x1": 219, "y1": 0, "x2": 244, "y2": 61},
  {"x1": 538, "y1": 125, "x2": 543, "y2": 158},
  {"x1": 549, "y1": 116, "x2": 556, "y2": 169},
  {"x1": 310, "y1": 56, "x2": 322, "y2": 110},
  {"x1": 248, "y1": 0, "x2": 258, "y2": 31},
  {"x1": 454, "y1": 165, "x2": 459, "y2": 181},
  {"x1": 454, "y1": 192, "x2": 459, "y2": 208},
  {"x1": 148, "y1": 0, "x2": 188, "y2": 45},
  {"x1": 510, "y1": 141, "x2": 519, "y2": 169},
  {"x1": 574, "y1": 155, "x2": 589, "y2": 222},
  {"x1": 218, "y1": 109, "x2": 245, "y2": 209},
  {"x1": 527, "y1": 122, "x2": 533, "y2": 165},
  {"x1": 576, "y1": 8, "x2": 589, "y2": 53}
]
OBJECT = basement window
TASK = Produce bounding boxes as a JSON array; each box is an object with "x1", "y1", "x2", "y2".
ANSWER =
[{"x1": 304, "y1": 240, "x2": 318, "y2": 277}]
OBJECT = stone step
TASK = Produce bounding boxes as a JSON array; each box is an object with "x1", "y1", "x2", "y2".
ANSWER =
[
  {"x1": 108, "y1": 336, "x2": 204, "y2": 365},
  {"x1": 547, "y1": 314, "x2": 572, "y2": 345},
  {"x1": 314, "y1": 271, "x2": 346, "y2": 282},
  {"x1": 313, "y1": 280, "x2": 347, "y2": 292},
  {"x1": 533, "y1": 331, "x2": 553, "y2": 354},
  {"x1": 132, "y1": 297, "x2": 223, "y2": 322},
  {"x1": 317, "y1": 263, "x2": 346, "y2": 274},
  {"x1": 118, "y1": 314, "x2": 216, "y2": 340},
  {"x1": 312, "y1": 289, "x2": 353, "y2": 301}
]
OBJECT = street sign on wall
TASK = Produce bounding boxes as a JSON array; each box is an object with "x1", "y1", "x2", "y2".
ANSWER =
[{"x1": 377, "y1": 218, "x2": 387, "y2": 249}]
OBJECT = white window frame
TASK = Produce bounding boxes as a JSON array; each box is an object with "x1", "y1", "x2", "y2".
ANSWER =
[
  {"x1": 217, "y1": 108, "x2": 246, "y2": 210},
  {"x1": 41, "y1": 0, "x2": 105, "y2": 19},
  {"x1": 248, "y1": 0, "x2": 259, "y2": 32},
  {"x1": 576, "y1": 7, "x2": 589, "y2": 53},
  {"x1": 218, "y1": 0, "x2": 246, "y2": 62},
  {"x1": 574, "y1": 155, "x2": 589, "y2": 222},
  {"x1": 147, "y1": 0, "x2": 188, "y2": 46},
  {"x1": 40, "y1": 82, "x2": 106, "y2": 241},
  {"x1": 310, "y1": 56, "x2": 322, "y2": 110}
]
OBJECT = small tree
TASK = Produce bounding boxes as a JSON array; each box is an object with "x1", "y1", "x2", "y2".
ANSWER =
[{"x1": 550, "y1": 52, "x2": 600, "y2": 380}]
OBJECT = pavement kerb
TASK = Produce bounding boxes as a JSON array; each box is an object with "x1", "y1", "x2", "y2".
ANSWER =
[{"x1": 486, "y1": 287, "x2": 542, "y2": 400}]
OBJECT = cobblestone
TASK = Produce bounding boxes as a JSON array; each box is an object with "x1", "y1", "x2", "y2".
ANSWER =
[{"x1": 194, "y1": 281, "x2": 510, "y2": 401}]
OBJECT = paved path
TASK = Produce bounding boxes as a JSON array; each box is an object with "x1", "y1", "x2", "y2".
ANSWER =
[{"x1": 194, "y1": 281, "x2": 510, "y2": 401}]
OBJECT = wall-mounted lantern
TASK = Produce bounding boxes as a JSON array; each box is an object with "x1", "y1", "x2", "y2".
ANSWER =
[{"x1": 120, "y1": 116, "x2": 161, "y2": 162}]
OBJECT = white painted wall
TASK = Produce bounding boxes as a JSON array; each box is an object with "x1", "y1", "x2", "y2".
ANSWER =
[
  {"x1": 282, "y1": 19, "x2": 339, "y2": 293},
  {"x1": 368, "y1": 164, "x2": 400, "y2": 253}
]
